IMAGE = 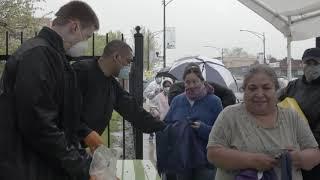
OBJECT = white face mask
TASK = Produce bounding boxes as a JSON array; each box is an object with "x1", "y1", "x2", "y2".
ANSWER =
[
  {"x1": 304, "y1": 64, "x2": 320, "y2": 82},
  {"x1": 66, "y1": 41, "x2": 88, "y2": 57},
  {"x1": 163, "y1": 87, "x2": 170, "y2": 94}
]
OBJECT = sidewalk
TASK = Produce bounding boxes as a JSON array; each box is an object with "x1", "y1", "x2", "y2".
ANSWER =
[
  {"x1": 143, "y1": 133, "x2": 157, "y2": 165},
  {"x1": 142, "y1": 100, "x2": 157, "y2": 166}
]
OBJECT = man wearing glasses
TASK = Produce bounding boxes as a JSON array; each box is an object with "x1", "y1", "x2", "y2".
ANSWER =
[{"x1": 72, "y1": 40, "x2": 165, "y2": 152}]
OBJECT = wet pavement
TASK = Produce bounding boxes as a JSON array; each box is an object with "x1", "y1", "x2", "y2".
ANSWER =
[
  {"x1": 143, "y1": 133, "x2": 157, "y2": 165},
  {"x1": 143, "y1": 101, "x2": 157, "y2": 165},
  {"x1": 102, "y1": 101, "x2": 158, "y2": 163}
]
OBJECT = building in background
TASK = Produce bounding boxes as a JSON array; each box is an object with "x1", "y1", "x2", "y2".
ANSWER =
[
  {"x1": 224, "y1": 55, "x2": 303, "y2": 79},
  {"x1": 223, "y1": 56, "x2": 257, "y2": 77}
]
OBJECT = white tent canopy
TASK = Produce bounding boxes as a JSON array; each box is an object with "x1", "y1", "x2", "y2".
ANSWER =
[{"x1": 238, "y1": 0, "x2": 320, "y2": 79}]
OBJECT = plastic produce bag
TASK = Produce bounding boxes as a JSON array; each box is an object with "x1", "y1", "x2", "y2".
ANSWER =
[
  {"x1": 278, "y1": 97, "x2": 308, "y2": 123},
  {"x1": 89, "y1": 145, "x2": 122, "y2": 180}
]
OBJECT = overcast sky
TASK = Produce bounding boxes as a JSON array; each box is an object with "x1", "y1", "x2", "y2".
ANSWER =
[{"x1": 35, "y1": 0, "x2": 315, "y2": 65}]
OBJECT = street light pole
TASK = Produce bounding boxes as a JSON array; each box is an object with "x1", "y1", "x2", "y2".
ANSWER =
[
  {"x1": 203, "y1": 45, "x2": 224, "y2": 63},
  {"x1": 163, "y1": 0, "x2": 174, "y2": 68},
  {"x1": 263, "y1": 32, "x2": 266, "y2": 63},
  {"x1": 147, "y1": 35, "x2": 150, "y2": 70},
  {"x1": 240, "y1": 29, "x2": 266, "y2": 64},
  {"x1": 163, "y1": 0, "x2": 166, "y2": 68}
]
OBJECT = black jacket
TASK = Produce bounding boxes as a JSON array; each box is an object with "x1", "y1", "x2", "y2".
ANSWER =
[
  {"x1": 278, "y1": 76, "x2": 320, "y2": 180},
  {"x1": 0, "y1": 27, "x2": 90, "y2": 180},
  {"x1": 72, "y1": 59, "x2": 165, "y2": 139},
  {"x1": 168, "y1": 81, "x2": 236, "y2": 108},
  {"x1": 278, "y1": 76, "x2": 320, "y2": 143}
]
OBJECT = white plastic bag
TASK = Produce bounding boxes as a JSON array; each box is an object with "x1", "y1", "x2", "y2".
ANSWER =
[{"x1": 89, "y1": 145, "x2": 122, "y2": 180}]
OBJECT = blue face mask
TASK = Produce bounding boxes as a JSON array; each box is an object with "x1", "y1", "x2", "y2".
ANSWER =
[{"x1": 118, "y1": 65, "x2": 131, "y2": 80}]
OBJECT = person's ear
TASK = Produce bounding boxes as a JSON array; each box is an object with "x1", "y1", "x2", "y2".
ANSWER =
[
  {"x1": 112, "y1": 53, "x2": 119, "y2": 62},
  {"x1": 68, "y1": 21, "x2": 77, "y2": 33},
  {"x1": 116, "y1": 54, "x2": 120, "y2": 61}
]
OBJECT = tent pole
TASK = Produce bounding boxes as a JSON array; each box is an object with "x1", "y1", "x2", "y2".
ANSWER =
[
  {"x1": 287, "y1": 37, "x2": 292, "y2": 80},
  {"x1": 287, "y1": 16, "x2": 292, "y2": 80},
  {"x1": 316, "y1": 37, "x2": 320, "y2": 48}
]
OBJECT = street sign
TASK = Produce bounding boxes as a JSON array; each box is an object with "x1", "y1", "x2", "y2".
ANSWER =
[{"x1": 166, "y1": 27, "x2": 176, "y2": 49}]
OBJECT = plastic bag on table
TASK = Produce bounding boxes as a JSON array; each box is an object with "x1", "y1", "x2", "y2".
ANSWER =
[{"x1": 89, "y1": 145, "x2": 122, "y2": 180}]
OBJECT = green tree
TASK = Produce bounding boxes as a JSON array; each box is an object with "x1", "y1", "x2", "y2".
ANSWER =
[
  {"x1": 84, "y1": 31, "x2": 123, "y2": 56},
  {"x1": 130, "y1": 27, "x2": 160, "y2": 70},
  {"x1": 0, "y1": 0, "x2": 47, "y2": 75},
  {"x1": 144, "y1": 29, "x2": 160, "y2": 70},
  {"x1": 224, "y1": 47, "x2": 250, "y2": 57},
  {"x1": 0, "y1": 0, "x2": 46, "y2": 55},
  {"x1": 85, "y1": 27, "x2": 159, "y2": 71}
]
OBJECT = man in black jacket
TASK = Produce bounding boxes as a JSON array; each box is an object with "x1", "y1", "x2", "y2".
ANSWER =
[
  {"x1": 0, "y1": 1, "x2": 99, "y2": 180},
  {"x1": 278, "y1": 48, "x2": 320, "y2": 180},
  {"x1": 72, "y1": 40, "x2": 165, "y2": 152}
]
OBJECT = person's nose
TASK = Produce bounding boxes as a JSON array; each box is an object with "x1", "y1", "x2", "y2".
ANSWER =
[
  {"x1": 188, "y1": 82, "x2": 195, "y2": 89},
  {"x1": 255, "y1": 88, "x2": 264, "y2": 97}
]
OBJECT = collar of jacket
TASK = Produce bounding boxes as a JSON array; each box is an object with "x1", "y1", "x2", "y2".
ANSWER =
[
  {"x1": 94, "y1": 58, "x2": 114, "y2": 80},
  {"x1": 302, "y1": 75, "x2": 320, "y2": 85},
  {"x1": 38, "y1": 27, "x2": 65, "y2": 55}
]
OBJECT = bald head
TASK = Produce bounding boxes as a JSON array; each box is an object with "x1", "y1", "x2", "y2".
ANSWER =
[{"x1": 102, "y1": 40, "x2": 132, "y2": 58}]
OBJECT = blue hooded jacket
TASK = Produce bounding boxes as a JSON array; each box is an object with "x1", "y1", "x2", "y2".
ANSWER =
[
  {"x1": 156, "y1": 120, "x2": 206, "y2": 173},
  {"x1": 156, "y1": 93, "x2": 222, "y2": 173}
]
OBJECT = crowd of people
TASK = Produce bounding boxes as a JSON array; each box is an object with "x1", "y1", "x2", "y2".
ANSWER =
[
  {"x1": 143, "y1": 47, "x2": 320, "y2": 180},
  {"x1": 0, "y1": 1, "x2": 320, "y2": 180},
  {"x1": 146, "y1": 50, "x2": 320, "y2": 180}
]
